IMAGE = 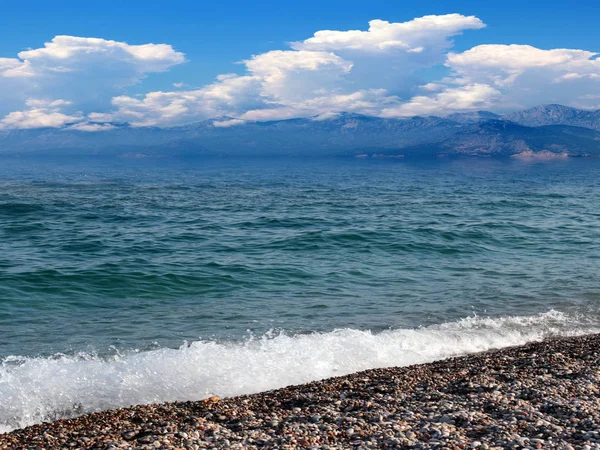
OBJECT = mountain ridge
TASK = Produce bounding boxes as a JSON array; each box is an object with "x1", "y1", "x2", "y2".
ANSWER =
[{"x1": 1, "y1": 104, "x2": 599, "y2": 158}]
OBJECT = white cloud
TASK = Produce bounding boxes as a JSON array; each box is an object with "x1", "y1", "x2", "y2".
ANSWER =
[
  {"x1": 96, "y1": 14, "x2": 488, "y2": 126},
  {"x1": 67, "y1": 122, "x2": 116, "y2": 132},
  {"x1": 290, "y1": 14, "x2": 486, "y2": 96},
  {"x1": 240, "y1": 89, "x2": 398, "y2": 121},
  {"x1": 419, "y1": 83, "x2": 446, "y2": 92},
  {"x1": 244, "y1": 50, "x2": 353, "y2": 102},
  {"x1": 13, "y1": 36, "x2": 185, "y2": 75},
  {"x1": 95, "y1": 48, "x2": 357, "y2": 126},
  {"x1": 2, "y1": 15, "x2": 600, "y2": 130},
  {"x1": 0, "y1": 99, "x2": 82, "y2": 130},
  {"x1": 212, "y1": 119, "x2": 246, "y2": 127},
  {"x1": 445, "y1": 44, "x2": 600, "y2": 110},
  {"x1": 0, "y1": 36, "x2": 185, "y2": 118},
  {"x1": 293, "y1": 14, "x2": 484, "y2": 53},
  {"x1": 447, "y1": 45, "x2": 597, "y2": 71},
  {"x1": 245, "y1": 50, "x2": 352, "y2": 74},
  {"x1": 380, "y1": 83, "x2": 500, "y2": 117},
  {"x1": 0, "y1": 58, "x2": 27, "y2": 74},
  {"x1": 89, "y1": 74, "x2": 264, "y2": 127}
]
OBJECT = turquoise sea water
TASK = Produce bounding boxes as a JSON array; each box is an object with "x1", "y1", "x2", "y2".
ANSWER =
[{"x1": 1, "y1": 156, "x2": 600, "y2": 430}]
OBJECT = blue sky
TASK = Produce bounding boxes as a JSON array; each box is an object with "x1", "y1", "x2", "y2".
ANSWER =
[{"x1": 1, "y1": 0, "x2": 599, "y2": 130}]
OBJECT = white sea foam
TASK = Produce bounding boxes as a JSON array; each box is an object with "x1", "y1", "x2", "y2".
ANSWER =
[{"x1": 1, "y1": 310, "x2": 598, "y2": 433}]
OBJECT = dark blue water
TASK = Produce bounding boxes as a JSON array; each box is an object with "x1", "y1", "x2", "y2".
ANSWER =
[{"x1": 1, "y1": 156, "x2": 600, "y2": 431}]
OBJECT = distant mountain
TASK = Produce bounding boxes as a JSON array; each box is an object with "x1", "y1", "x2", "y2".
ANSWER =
[
  {"x1": 0, "y1": 114, "x2": 462, "y2": 156},
  {"x1": 504, "y1": 104, "x2": 600, "y2": 130},
  {"x1": 446, "y1": 111, "x2": 501, "y2": 123},
  {"x1": 396, "y1": 120, "x2": 600, "y2": 158},
  {"x1": 0, "y1": 105, "x2": 599, "y2": 158}
]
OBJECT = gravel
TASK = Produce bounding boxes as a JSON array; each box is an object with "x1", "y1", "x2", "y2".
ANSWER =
[{"x1": 2, "y1": 333, "x2": 600, "y2": 449}]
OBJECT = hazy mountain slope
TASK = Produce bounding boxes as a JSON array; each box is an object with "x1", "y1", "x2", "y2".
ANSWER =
[
  {"x1": 0, "y1": 125, "x2": 190, "y2": 155},
  {"x1": 396, "y1": 120, "x2": 600, "y2": 157},
  {"x1": 0, "y1": 115, "x2": 462, "y2": 156},
  {"x1": 446, "y1": 111, "x2": 501, "y2": 123},
  {"x1": 174, "y1": 115, "x2": 463, "y2": 154},
  {"x1": 1, "y1": 105, "x2": 599, "y2": 158},
  {"x1": 504, "y1": 104, "x2": 600, "y2": 130}
]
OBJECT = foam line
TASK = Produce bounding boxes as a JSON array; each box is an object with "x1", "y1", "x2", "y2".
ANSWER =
[{"x1": 1, "y1": 310, "x2": 596, "y2": 432}]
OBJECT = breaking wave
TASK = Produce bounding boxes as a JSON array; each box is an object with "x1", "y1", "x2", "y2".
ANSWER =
[{"x1": 1, "y1": 310, "x2": 598, "y2": 433}]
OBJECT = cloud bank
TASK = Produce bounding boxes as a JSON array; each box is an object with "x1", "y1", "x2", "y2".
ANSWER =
[
  {"x1": 0, "y1": 36, "x2": 185, "y2": 129},
  {"x1": 1, "y1": 15, "x2": 599, "y2": 130}
]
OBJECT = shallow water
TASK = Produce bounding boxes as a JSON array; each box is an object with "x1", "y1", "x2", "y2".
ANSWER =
[{"x1": 1, "y1": 156, "x2": 600, "y2": 431}]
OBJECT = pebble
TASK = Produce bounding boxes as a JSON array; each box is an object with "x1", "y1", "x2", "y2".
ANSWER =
[
  {"x1": 121, "y1": 430, "x2": 136, "y2": 440},
  {"x1": 2, "y1": 334, "x2": 600, "y2": 449}
]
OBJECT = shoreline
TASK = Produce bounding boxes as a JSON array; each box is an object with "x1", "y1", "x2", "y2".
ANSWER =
[{"x1": 2, "y1": 334, "x2": 600, "y2": 449}]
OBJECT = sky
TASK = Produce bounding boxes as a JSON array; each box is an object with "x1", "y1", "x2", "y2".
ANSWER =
[{"x1": 0, "y1": 0, "x2": 599, "y2": 130}]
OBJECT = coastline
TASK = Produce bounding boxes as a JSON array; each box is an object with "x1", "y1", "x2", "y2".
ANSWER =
[{"x1": 2, "y1": 334, "x2": 600, "y2": 449}]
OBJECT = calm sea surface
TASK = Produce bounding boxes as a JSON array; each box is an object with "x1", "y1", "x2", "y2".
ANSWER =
[{"x1": 1, "y1": 156, "x2": 600, "y2": 430}]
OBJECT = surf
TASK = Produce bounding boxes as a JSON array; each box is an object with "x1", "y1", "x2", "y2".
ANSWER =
[{"x1": 1, "y1": 309, "x2": 597, "y2": 433}]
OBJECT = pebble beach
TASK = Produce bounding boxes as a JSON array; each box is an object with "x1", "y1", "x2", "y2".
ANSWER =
[{"x1": 2, "y1": 334, "x2": 600, "y2": 449}]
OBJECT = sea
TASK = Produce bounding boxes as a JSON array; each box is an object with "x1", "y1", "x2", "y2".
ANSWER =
[{"x1": 1, "y1": 155, "x2": 600, "y2": 432}]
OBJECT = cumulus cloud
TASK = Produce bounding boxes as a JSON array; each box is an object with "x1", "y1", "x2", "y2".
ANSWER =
[
  {"x1": 293, "y1": 14, "x2": 484, "y2": 56},
  {"x1": 289, "y1": 14, "x2": 486, "y2": 98},
  {"x1": 212, "y1": 119, "x2": 246, "y2": 128},
  {"x1": 0, "y1": 58, "x2": 25, "y2": 73},
  {"x1": 88, "y1": 74, "x2": 264, "y2": 127},
  {"x1": 2, "y1": 15, "x2": 600, "y2": 130},
  {"x1": 96, "y1": 14, "x2": 487, "y2": 126},
  {"x1": 0, "y1": 36, "x2": 185, "y2": 117},
  {"x1": 12, "y1": 36, "x2": 184, "y2": 74},
  {"x1": 67, "y1": 122, "x2": 116, "y2": 132},
  {"x1": 0, "y1": 99, "x2": 81, "y2": 130},
  {"x1": 445, "y1": 44, "x2": 600, "y2": 110},
  {"x1": 244, "y1": 50, "x2": 353, "y2": 101},
  {"x1": 380, "y1": 83, "x2": 500, "y2": 117}
]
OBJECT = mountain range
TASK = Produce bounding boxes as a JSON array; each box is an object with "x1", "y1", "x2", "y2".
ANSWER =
[{"x1": 1, "y1": 104, "x2": 599, "y2": 158}]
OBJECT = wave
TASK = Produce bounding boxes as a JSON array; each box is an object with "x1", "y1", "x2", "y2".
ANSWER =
[
  {"x1": 1, "y1": 310, "x2": 598, "y2": 433},
  {"x1": 0, "y1": 203, "x2": 44, "y2": 215}
]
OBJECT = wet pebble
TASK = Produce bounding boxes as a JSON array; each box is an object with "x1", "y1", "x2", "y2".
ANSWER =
[{"x1": 2, "y1": 334, "x2": 600, "y2": 449}]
